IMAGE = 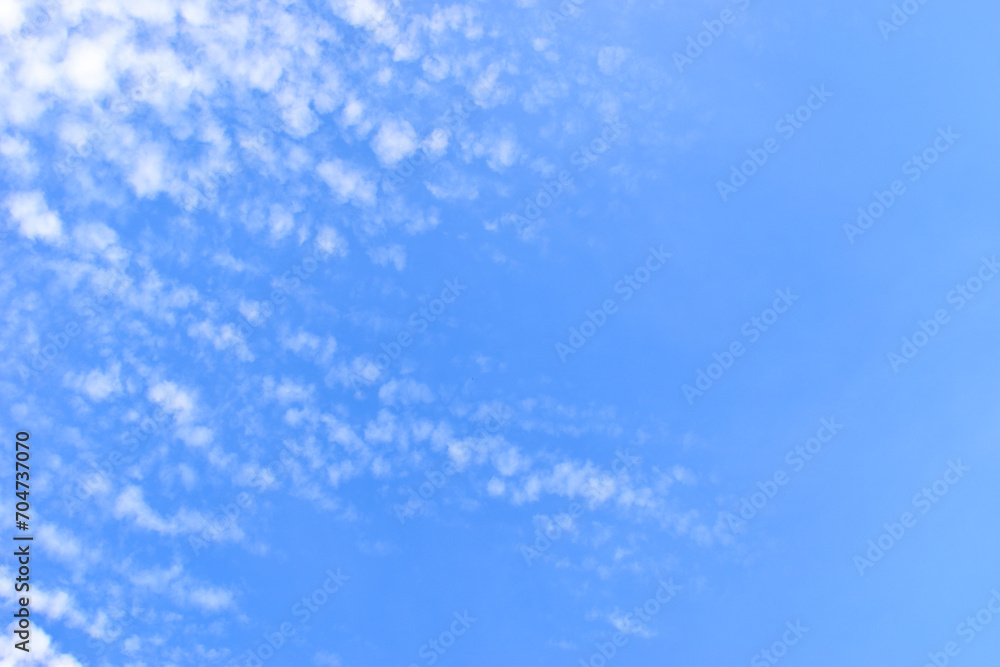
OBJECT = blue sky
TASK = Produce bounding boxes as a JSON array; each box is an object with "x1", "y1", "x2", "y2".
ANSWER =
[{"x1": 1, "y1": 0, "x2": 999, "y2": 665}]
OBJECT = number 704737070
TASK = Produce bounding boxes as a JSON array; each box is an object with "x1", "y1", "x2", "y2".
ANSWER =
[{"x1": 15, "y1": 434, "x2": 30, "y2": 524}]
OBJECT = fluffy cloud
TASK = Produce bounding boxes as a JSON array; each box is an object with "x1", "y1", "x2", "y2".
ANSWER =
[
  {"x1": 317, "y1": 158, "x2": 377, "y2": 206},
  {"x1": 5, "y1": 190, "x2": 62, "y2": 242},
  {"x1": 371, "y1": 118, "x2": 418, "y2": 166},
  {"x1": 368, "y1": 244, "x2": 407, "y2": 271}
]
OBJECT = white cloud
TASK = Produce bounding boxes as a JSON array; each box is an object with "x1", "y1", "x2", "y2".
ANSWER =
[
  {"x1": 277, "y1": 86, "x2": 320, "y2": 138},
  {"x1": 330, "y1": 0, "x2": 390, "y2": 28},
  {"x1": 63, "y1": 363, "x2": 122, "y2": 401},
  {"x1": 0, "y1": 1, "x2": 26, "y2": 33},
  {"x1": 127, "y1": 143, "x2": 168, "y2": 197},
  {"x1": 73, "y1": 222, "x2": 118, "y2": 251},
  {"x1": 368, "y1": 244, "x2": 406, "y2": 271},
  {"x1": 424, "y1": 165, "x2": 478, "y2": 200},
  {"x1": 128, "y1": 562, "x2": 183, "y2": 590},
  {"x1": 265, "y1": 376, "x2": 313, "y2": 404},
  {"x1": 212, "y1": 252, "x2": 252, "y2": 273},
  {"x1": 176, "y1": 425, "x2": 214, "y2": 447},
  {"x1": 470, "y1": 62, "x2": 510, "y2": 108},
  {"x1": 474, "y1": 132, "x2": 519, "y2": 171},
  {"x1": 534, "y1": 513, "x2": 578, "y2": 540},
  {"x1": 364, "y1": 409, "x2": 400, "y2": 444},
  {"x1": 281, "y1": 330, "x2": 322, "y2": 353},
  {"x1": 63, "y1": 35, "x2": 118, "y2": 94},
  {"x1": 422, "y1": 127, "x2": 449, "y2": 158},
  {"x1": 37, "y1": 524, "x2": 84, "y2": 563},
  {"x1": 609, "y1": 607, "x2": 654, "y2": 637},
  {"x1": 510, "y1": 461, "x2": 616, "y2": 505},
  {"x1": 492, "y1": 446, "x2": 526, "y2": 476},
  {"x1": 0, "y1": 133, "x2": 35, "y2": 177},
  {"x1": 188, "y1": 320, "x2": 255, "y2": 362},
  {"x1": 378, "y1": 378, "x2": 433, "y2": 406},
  {"x1": 314, "y1": 651, "x2": 343, "y2": 666},
  {"x1": 598, "y1": 46, "x2": 630, "y2": 75},
  {"x1": 422, "y1": 55, "x2": 450, "y2": 81},
  {"x1": 0, "y1": 621, "x2": 83, "y2": 665},
  {"x1": 341, "y1": 97, "x2": 366, "y2": 126},
  {"x1": 315, "y1": 225, "x2": 349, "y2": 256},
  {"x1": 148, "y1": 381, "x2": 196, "y2": 423},
  {"x1": 371, "y1": 118, "x2": 418, "y2": 166},
  {"x1": 317, "y1": 158, "x2": 376, "y2": 206},
  {"x1": 269, "y1": 204, "x2": 295, "y2": 239},
  {"x1": 113, "y1": 486, "x2": 242, "y2": 541},
  {"x1": 187, "y1": 585, "x2": 235, "y2": 612},
  {"x1": 5, "y1": 190, "x2": 63, "y2": 243},
  {"x1": 487, "y1": 477, "x2": 505, "y2": 496},
  {"x1": 113, "y1": 486, "x2": 177, "y2": 534},
  {"x1": 672, "y1": 465, "x2": 697, "y2": 485}
]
